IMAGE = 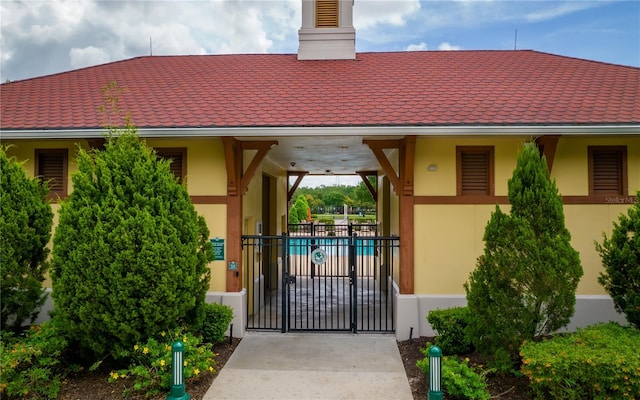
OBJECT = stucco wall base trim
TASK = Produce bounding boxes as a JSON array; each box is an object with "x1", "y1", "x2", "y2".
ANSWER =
[
  {"x1": 398, "y1": 294, "x2": 628, "y2": 340},
  {"x1": 33, "y1": 289, "x2": 248, "y2": 338},
  {"x1": 206, "y1": 289, "x2": 247, "y2": 338}
]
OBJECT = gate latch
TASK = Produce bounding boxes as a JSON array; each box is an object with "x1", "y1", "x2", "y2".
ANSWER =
[{"x1": 285, "y1": 275, "x2": 296, "y2": 285}]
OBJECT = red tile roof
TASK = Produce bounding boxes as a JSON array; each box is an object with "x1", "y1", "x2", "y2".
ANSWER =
[{"x1": 1, "y1": 50, "x2": 639, "y2": 131}]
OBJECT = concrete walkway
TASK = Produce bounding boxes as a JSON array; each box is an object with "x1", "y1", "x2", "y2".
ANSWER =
[{"x1": 203, "y1": 333, "x2": 413, "y2": 400}]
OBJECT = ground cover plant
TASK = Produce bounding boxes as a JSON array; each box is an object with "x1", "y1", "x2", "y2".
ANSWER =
[
  {"x1": 520, "y1": 323, "x2": 640, "y2": 399},
  {"x1": 0, "y1": 319, "x2": 69, "y2": 399},
  {"x1": 0, "y1": 146, "x2": 53, "y2": 330},
  {"x1": 51, "y1": 124, "x2": 213, "y2": 360},
  {"x1": 465, "y1": 142, "x2": 582, "y2": 370},
  {"x1": 596, "y1": 189, "x2": 640, "y2": 328},
  {"x1": 416, "y1": 342, "x2": 491, "y2": 400},
  {"x1": 108, "y1": 327, "x2": 216, "y2": 397}
]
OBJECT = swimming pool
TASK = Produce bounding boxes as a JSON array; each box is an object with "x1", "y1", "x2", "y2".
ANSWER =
[{"x1": 288, "y1": 238, "x2": 375, "y2": 256}]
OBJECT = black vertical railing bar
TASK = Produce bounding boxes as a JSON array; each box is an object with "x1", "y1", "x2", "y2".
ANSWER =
[
  {"x1": 349, "y1": 233, "x2": 357, "y2": 333},
  {"x1": 281, "y1": 232, "x2": 288, "y2": 333}
]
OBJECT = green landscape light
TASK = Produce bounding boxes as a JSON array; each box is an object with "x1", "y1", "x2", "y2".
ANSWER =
[
  {"x1": 428, "y1": 345, "x2": 443, "y2": 400},
  {"x1": 166, "y1": 341, "x2": 190, "y2": 400}
]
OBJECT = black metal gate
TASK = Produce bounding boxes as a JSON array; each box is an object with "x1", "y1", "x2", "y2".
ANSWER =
[{"x1": 243, "y1": 224, "x2": 398, "y2": 333}]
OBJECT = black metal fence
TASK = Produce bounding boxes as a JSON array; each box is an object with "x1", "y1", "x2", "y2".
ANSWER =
[{"x1": 243, "y1": 232, "x2": 398, "y2": 333}]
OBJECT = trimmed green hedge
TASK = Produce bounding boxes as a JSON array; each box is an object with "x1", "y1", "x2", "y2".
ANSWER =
[
  {"x1": 427, "y1": 307, "x2": 474, "y2": 355},
  {"x1": 520, "y1": 323, "x2": 640, "y2": 399},
  {"x1": 200, "y1": 303, "x2": 234, "y2": 344}
]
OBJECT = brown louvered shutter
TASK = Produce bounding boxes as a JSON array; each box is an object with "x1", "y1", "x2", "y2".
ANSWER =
[
  {"x1": 156, "y1": 148, "x2": 186, "y2": 183},
  {"x1": 590, "y1": 147, "x2": 625, "y2": 195},
  {"x1": 36, "y1": 149, "x2": 68, "y2": 198},
  {"x1": 457, "y1": 147, "x2": 493, "y2": 196},
  {"x1": 316, "y1": 0, "x2": 339, "y2": 27}
]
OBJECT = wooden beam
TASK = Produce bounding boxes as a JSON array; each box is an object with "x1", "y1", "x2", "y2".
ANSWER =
[
  {"x1": 398, "y1": 136, "x2": 415, "y2": 294},
  {"x1": 287, "y1": 171, "x2": 308, "y2": 202},
  {"x1": 222, "y1": 137, "x2": 240, "y2": 196},
  {"x1": 239, "y1": 141, "x2": 277, "y2": 194},
  {"x1": 402, "y1": 136, "x2": 415, "y2": 196},
  {"x1": 363, "y1": 140, "x2": 401, "y2": 195},
  {"x1": 535, "y1": 135, "x2": 561, "y2": 173},
  {"x1": 356, "y1": 170, "x2": 377, "y2": 201},
  {"x1": 226, "y1": 194, "x2": 242, "y2": 292},
  {"x1": 399, "y1": 195, "x2": 414, "y2": 294},
  {"x1": 222, "y1": 139, "x2": 277, "y2": 292},
  {"x1": 364, "y1": 137, "x2": 416, "y2": 294}
]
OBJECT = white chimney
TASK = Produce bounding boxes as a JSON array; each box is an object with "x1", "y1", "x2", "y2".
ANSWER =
[{"x1": 298, "y1": 0, "x2": 356, "y2": 60}]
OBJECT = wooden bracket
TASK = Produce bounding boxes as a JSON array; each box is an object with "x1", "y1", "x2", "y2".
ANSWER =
[
  {"x1": 223, "y1": 138, "x2": 277, "y2": 196},
  {"x1": 356, "y1": 170, "x2": 378, "y2": 201},
  {"x1": 535, "y1": 135, "x2": 561, "y2": 173},
  {"x1": 287, "y1": 171, "x2": 309, "y2": 203},
  {"x1": 363, "y1": 137, "x2": 415, "y2": 196}
]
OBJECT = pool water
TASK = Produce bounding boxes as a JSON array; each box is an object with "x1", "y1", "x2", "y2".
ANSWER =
[{"x1": 288, "y1": 238, "x2": 375, "y2": 256}]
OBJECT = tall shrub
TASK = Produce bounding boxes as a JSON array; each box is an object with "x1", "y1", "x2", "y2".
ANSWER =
[
  {"x1": 0, "y1": 147, "x2": 53, "y2": 329},
  {"x1": 596, "y1": 190, "x2": 640, "y2": 328},
  {"x1": 51, "y1": 126, "x2": 212, "y2": 359},
  {"x1": 294, "y1": 195, "x2": 310, "y2": 221},
  {"x1": 464, "y1": 143, "x2": 582, "y2": 369}
]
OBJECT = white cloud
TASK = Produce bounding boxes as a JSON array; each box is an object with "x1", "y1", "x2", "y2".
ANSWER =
[
  {"x1": 525, "y1": 2, "x2": 601, "y2": 23},
  {"x1": 438, "y1": 42, "x2": 461, "y2": 51},
  {"x1": 354, "y1": 0, "x2": 421, "y2": 29},
  {"x1": 69, "y1": 46, "x2": 110, "y2": 69},
  {"x1": 406, "y1": 42, "x2": 427, "y2": 51}
]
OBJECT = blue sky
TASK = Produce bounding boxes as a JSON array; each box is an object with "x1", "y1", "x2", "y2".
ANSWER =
[{"x1": 1, "y1": 0, "x2": 638, "y2": 84}]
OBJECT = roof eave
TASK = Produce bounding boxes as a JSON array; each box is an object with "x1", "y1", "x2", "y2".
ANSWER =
[{"x1": 1, "y1": 124, "x2": 639, "y2": 140}]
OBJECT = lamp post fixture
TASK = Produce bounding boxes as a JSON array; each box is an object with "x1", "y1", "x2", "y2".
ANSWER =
[{"x1": 166, "y1": 341, "x2": 190, "y2": 400}]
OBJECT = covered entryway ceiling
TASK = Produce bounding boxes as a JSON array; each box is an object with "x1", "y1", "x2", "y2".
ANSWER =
[{"x1": 239, "y1": 136, "x2": 400, "y2": 175}]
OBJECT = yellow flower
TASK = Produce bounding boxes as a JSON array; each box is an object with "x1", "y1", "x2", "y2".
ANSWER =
[
  {"x1": 208, "y1": 366, "x2": 214, "y2": 372},
  {"x1": 110, "y1": 371, "x2": 119, "y2": 380},
  {"x1": 134, "y1": 344, "x2": 139, "y2": 351},
  {"x1": 194, "y1": 368, "x2": 200, "y2": 376},
  {"x1": 183, "y1": 336, "x2": 188, "y2": 344},
  {"x1": 160, "y1": 360, "x2": 166, "y2": 366},
  {"x1": 166, "y1": 345, "x2": 172, "y2": 351},
  {"x1": 184, "y1": 360, "x2": 188, "y2": 367},
  {"x1": 161, "y1": 331, "x2": 166, "y2": 337},
  {"x1": 143, "y1": 347, "x2": 149, "y2": 354},
  {"x1": 120, "y1": 374, "x2": 126, "y2": 379}
]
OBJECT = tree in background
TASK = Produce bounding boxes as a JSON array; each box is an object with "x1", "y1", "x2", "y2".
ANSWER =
[
  {"x1": 0, "y1": 147, "x2": 54, "y2": 330},
  {"x1": 295, "y1": 195, "x2": 310, "y2": 221},
  {"x1": 464, "y1": 143, "x2": 582, "y2": 370},
  {"x1": 596, "y1": 190, "x2": 640, "y2": 328},
  {"x1": 51, "y1": 126, "x2": 212, "y2": 359}
]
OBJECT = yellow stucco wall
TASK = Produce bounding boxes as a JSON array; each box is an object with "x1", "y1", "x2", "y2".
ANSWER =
[
  {"x1": 145, "y1": 138, "x2": 227, "y2": 196},
  {"x1": 414, "y1": 137, "x2": 523, "y2": 196},
  {"x1": 412, "y1": 135, "x2": 639, "y2": 296},
  {"x1": 3, "y1": 137, "x2": 232, "y2": 292},
  {"x1": 551, "y1": 136, "x2": 640, "y2": 196}
]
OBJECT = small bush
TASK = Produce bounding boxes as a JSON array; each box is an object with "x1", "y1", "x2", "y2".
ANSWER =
[
  {"x1": 200, "y1": 303, "x2": 234, "y2": 344},
  {"x1": 427, "y1": 307, "x2": 473, "y2": 355},
  {"x1": 0, "y1": 319, "x2": 69, "y2": 399},
  {"x1": 109, "y1": 327, "x2": 216, "y2": 398},
  {"x1": 520, "y1": 323, "x2": 640, "y2": 399},
  {"x1": 417, "y1": 343, "x2": 490, "y2": 400}
]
